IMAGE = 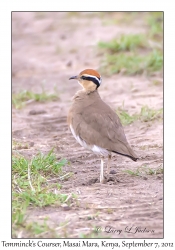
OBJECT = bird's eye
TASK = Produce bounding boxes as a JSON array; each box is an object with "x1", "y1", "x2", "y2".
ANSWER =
[{"x1": 81, "y1": 76, "x2": 86, "y2": 80}]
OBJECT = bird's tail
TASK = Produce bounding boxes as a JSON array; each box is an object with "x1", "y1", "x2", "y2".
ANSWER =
[{"x1": 112, "y1": 150, "x2": 138, "y2": 161}]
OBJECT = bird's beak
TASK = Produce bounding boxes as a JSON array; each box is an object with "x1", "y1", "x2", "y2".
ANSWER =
[{"x1": 69, "y1": 75, "x2": 78, "y2": 80}]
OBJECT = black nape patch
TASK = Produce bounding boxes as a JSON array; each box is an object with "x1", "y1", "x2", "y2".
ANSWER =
[{"x1": 81, "y1": 76, "x2": 100, "y2": 88}]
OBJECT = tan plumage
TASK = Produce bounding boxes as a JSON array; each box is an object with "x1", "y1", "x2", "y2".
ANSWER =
[{"x1": 68, "y1": 69, "x2": 138, "y2": 183}]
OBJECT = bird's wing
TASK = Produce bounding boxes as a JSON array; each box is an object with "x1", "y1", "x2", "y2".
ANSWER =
[{"x1": 72, "y1": 101, "x2": 137, "y2": 159}]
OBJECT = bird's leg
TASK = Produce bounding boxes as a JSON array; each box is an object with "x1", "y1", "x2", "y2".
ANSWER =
[
  {"x1": 107, "y1": 154, "x2": 111, "y2": 176},
  {"x1": 100, "y1": 156, "x2": 105, "y2": 183}
]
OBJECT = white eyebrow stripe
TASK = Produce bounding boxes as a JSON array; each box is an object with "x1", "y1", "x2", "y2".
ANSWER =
[{"x1": 83, "y1": 74, "x2": 102, "y2": 84}]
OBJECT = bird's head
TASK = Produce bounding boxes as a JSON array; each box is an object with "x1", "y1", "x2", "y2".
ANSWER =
[{"x1": 69, "y1": 69, "x2": 102, "y2": 92}]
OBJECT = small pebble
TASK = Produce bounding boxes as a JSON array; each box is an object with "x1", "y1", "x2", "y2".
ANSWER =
[
  {"x1": 66, "y1": 61, "x2": 72, "y2": 67},
  {"x1": 142, "y1": 176, "x2": 148, "y2": 180},
  {"x1": 61, "y1": 204, "x2": 71, "y2": 211},
  {"x1": 60, "y1": 34, "x2": 66, "y2": 40},
  {"x1": 29, "y1": 110, "x2": 47, "y2": 115},
  {"x1": 109, "y1": 170, "x2": 117, "y2": 174}
]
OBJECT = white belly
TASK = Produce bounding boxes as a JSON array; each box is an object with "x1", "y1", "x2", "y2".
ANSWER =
[{"x1": 70, "y1": 125, "x2": 109, "y2": 157}]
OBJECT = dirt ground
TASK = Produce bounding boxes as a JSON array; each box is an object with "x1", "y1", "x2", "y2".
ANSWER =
[{"x1": 12, "y1": 12, "x2": 163, "y2": 238}]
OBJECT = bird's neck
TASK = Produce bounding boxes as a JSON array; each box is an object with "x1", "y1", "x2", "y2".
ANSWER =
[
  {"x1": 73, "y1": 89, "x2": 100, "y2": 101},
  {"x1": 85, "y1": 89, "x2": 98, "y2": 95}
]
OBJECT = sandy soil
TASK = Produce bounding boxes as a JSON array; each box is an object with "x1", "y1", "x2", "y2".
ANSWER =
[{"x1": 12, "y1": 12, "x2": 163, "y2": 238}]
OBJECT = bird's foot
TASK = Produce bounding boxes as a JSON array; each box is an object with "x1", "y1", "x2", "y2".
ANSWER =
[
  {"x1": 106, "y1": 171, "x2": 120, "y2": 184},
  {"x1": 100, "y1": 170, "x2": 118, "y2": 184},
  {"x1": 100, "y1": 175, "x2": 106, "y2": 184}
]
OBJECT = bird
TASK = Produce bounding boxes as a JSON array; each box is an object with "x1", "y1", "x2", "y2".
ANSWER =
[{"x1": 67, "y1": 68, "x2": 138, "y2": 183}]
